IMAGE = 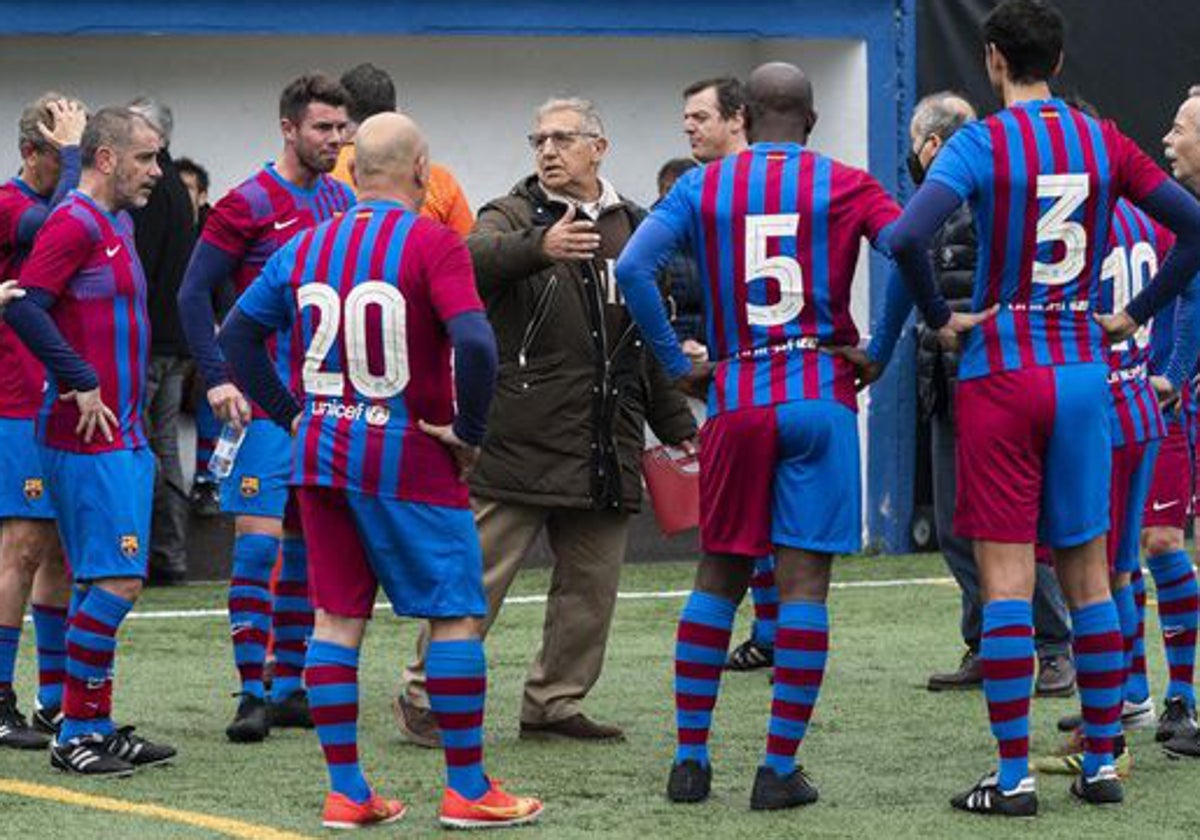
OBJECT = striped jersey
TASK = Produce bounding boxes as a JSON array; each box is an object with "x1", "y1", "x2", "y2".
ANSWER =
[
  {"x1": 236, "y1": 200, "x2": 483, "y2": 507},
  {"x1": 0, "y1": 179, "x2": 47, "y2": 419},
  {"x1": 927, "y1": 99, "x2": 1168, "y2": 381},
  {"x1": 18, "y1": 192, "x2": 149, "y2": 453},
  {"x1": 203, "y1": 163, "x2": 355, "y2": 416},
  {"x1": 1102, "y1": 200, "x2": 1172, "y2": 447},
  {"x1": 649, "y1": 142, "x2": 900, "y2": 414}
]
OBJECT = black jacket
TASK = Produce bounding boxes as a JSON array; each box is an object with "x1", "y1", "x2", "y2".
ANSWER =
[
  {"x1": 917, "y1": 202, "x2": 976, "y2": 419},
  {"x1": 130, "y1": 150, "x2": 196, "y2": 357}
]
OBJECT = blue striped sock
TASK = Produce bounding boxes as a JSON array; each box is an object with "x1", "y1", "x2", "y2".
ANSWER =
[
  {"x1": 428, "y1": 639, "x2": 489, "y2": 800},
  {"x1": 0, "y1": 625, "x2": 20, "y2": 691},
  {"x1": 674, "y1": 591, "x2": 736, "y2": 767},
  {"x1": 305, "y1": 639, "x2": 369, "y2": 803},
  {"x1": 1072, "y1": 601, "x2": 1124, "y2": 777},
  {"x1": 1127, "y1": 567, "x2": 1150, "y2": 702},
  {"x1": 750, "y1": 556, "x2": 779, "y2": 648},
  {"x1": 229, "y1": 534, "x2": 277, "y2": 699},
  {"x1": 271, "y1": 535, "x2": 313, "y2": 702},
  {"x1": 1147, "y1": 550, "x2": 1198, "y2": 707},
  {"x1": 31, "y1": 604, "x2": 67, "y2": 708},
  {"x1": 981, "y1": 600, "x2": 1034, "y2": 792},
  {"x1": 1112, "y1": 583, "x2": 1141, "y2": 704},
  {"x1": 763, "y1": 600, "x2": 827, "y2": 776},
  {"x1": 61, "y1": 588, "x2": 132, "y2": 743}
]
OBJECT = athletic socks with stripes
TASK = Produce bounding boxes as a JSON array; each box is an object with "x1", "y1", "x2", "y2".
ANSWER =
[
  {"x1": 271, "y1": 534, "x2": 313, "y2": 702},
  {"x1": 763, "y1": 600, "x2": 828, "y2": 776},
  {"x1": 305, "y1": 639, "x2": 370, "y2": 804},
  {"x1": 427, "y1": 638, "x2": 489, "y2": 800},
  {"x1": 31, "y1": 603, "x2": 67, "y2": 709},
  {"x1": 1147, "y1": 550, "x2": 1198, "y2": 708},
  {"x1": 61, "y1": 587, "x2": 133, "y2": 743},
  {"x1": 1125, "y1": 567, "x2": 1150, "y2": 704},
  {"x1": 228, "y1": 533, "x2": 278, "y2": 699},
  {"x1": 750, "y1": 556, "x2": 779, "y2": 649},
  {"x1": 1071, "y1": 600, "x2": 1124, "y2": 777},
  {"x1": 674, "y1": 591, "x2": 736, "y2": 767},
  {"x1": 0, "y1": 624, "x2": 18, "y2": 692},
  {"x1": 980, "y1": 599, "x2": 1034, "y2": 792}
]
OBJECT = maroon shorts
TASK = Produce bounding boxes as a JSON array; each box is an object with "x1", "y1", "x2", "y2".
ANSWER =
[{"x1": 1145, "y1": 422, "x2": 1192, "y2": 530}]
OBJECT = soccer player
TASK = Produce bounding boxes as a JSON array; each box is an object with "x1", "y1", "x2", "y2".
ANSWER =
[
  {"x1": 4, "y1": 106, "x2": 176, "y2": 777},
  {"x1": 681, "y1": 76, "x2": 780, "y2": 673},
  {"x1": 879, "y1": 0, "x2": 1200, "y2": 814},
  {"x1": 0, "y1": 94, "x2": 85, "y2": 750},
  {"x1": 619, "y1": 62, "x2": 949, "y2": 811},
  {"x1": 177, "y1": 74, "x2": 355, "y2": 742},
  {"x1": 219, "y1": 112, "x2": 543, "y2": 830}
]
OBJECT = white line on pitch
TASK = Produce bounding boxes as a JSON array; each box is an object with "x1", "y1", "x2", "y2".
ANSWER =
[{"x1": 109, "y1": 576, "x2": 957, "y2": 621}]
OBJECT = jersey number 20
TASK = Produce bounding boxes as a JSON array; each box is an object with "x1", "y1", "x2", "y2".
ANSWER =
[{"x1": 298, "y1": 281, "x2": 409, "y2": 399}]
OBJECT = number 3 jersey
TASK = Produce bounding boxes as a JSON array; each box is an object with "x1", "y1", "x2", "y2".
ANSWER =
[
  {"x1": 235, "y1": 201, "x2": 484, "y2": 507},
  {"x1": 926, "y1": 98, "x2": 1168, "y2": 382},
  {"x1": 650, "y1": 142, "x2": 900, "y2": 415}
]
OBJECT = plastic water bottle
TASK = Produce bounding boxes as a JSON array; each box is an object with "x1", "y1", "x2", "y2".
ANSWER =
[{"x1": 208, "y1": 423, "x2": 247, "y2": 481}]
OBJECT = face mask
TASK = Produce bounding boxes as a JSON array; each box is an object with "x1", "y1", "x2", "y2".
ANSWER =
[{"x1": 906, "y1": 150, "x2": 926, "y2": 185}]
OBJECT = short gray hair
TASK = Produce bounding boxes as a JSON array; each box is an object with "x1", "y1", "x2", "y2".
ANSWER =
[
  {"x1": 128, "y1": 96, "x2": 173, "y2": 144},
  {"x1": 535, "y1": 97, "x2": 605, "y2": 137},
  {"x1": 18, "y1": 91, "x2": 80, "y2": 151},
  {"x1": 911, "y1": 91, "x2": 975, "y2": 142},
  {"x1": 81, "y1": 107, "x2": 155, "y2": 168}
]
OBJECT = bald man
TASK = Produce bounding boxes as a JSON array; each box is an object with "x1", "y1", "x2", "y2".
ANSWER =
[{"x1": 220, "y1": 112, "x2": 542, "y2": 830}]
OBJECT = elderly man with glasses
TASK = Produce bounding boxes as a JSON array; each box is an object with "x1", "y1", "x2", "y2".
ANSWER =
[{"x1": 393, "y1": 97, "x2": 696, "y2": 746}]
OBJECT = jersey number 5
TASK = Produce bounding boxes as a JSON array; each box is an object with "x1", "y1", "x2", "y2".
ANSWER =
[
  {"x1": 298, "y1": 281, "x2": 409, "y2": 400},
  {"x1": 1033, "y1": 173, "x2": 1090, "y2": 286},
  {"x1": 745, "y1": 213, "x2": 804, "y2": 327}
]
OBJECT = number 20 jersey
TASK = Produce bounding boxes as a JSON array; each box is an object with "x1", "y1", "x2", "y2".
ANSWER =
[
  {"x1": 235, "y1": 201, "x2": 484, "y2": 507},
  {"x1": 926, "y1": 98, "x2": 1168, "y2": 382},
  {"x1": 650, "y1": 142, "x2": 900, "y2": 415}
]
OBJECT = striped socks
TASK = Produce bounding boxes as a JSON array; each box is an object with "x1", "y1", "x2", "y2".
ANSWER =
[
  {"x1": 1126, "y1": 568, "x2": 1150, "y2": 703},
  {"x1": 763, "y1": 600, "x2": 828, "y2": 776},
  {"x1": 61, "y1": 587, "x2": 133, "y2": 743},
  {"x1": 427, "y1": 638, "x2": 489, "y2": 800},
  {"x1": 1071, "y1": 601, "x2": 1124, "y2": 777},
  {"x1": 674, "y1": 591, "x2": 736, "y2": 767},
  {"x1": 305, "y1": 639, "x2": 370, "y2": 804},
  {"x1": 271, "y1": 534, "x2": 313, "y2": 702},
  {"x1": 1147, "y1": 550, "x2": 1198, "y2": 708},
  {"x1": 0, "y1": 624, "x2": 18, "y2": 692},
  {"x1": 31, "y1": 604, "x2": 67, "y2": 709},
  {"x1": 980, "y1": 599, "x2": 1034, "y2": 792},
  {"x1": 750, "y1": 556, "x2": 779, "y2": 649},
  {"x1": 229, "y1": 533, "x2": 278, "y2": 699}
]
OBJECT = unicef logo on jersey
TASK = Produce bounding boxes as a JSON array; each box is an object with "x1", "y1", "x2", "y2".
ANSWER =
[{"x1": 312, "y1": 398, "x2": 391, "y2": 427}]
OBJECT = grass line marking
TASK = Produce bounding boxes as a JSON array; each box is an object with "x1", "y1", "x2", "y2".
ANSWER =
[{"x1": 0, "y1": 778, "x2": 314, "y2": 840}]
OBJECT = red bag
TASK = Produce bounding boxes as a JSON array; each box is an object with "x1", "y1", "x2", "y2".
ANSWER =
[{"x1": 642, "y1": 445, "x2": 700, "y2": 536}]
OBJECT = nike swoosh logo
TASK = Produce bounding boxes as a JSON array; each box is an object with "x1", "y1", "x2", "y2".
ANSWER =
[
  {"x1": 1164, "y1": 626, "x2": 1186, "y2": 638},
  {"x1": 105, "y1": 245, "x2": 121, "y2": 258},
  {"x1": 1152, "y1": 500, "x2": 1180, "y2": 512},
  {"x1": 273, "y1": 218, "x2": 300, "y2": 231}
]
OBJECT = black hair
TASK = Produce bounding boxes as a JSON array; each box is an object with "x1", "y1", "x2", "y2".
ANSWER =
[
  {"x1": 682, "y1": 77, "x2": 745, "y2": 121},
  {"x1": 175, "y1": 156, "x2": 210, "y2": 192},
  {"x1": 982, "y1": 0, "x2": 1065, "y2": 84},
  {"x1": 339, "y1": 63, "x2": 397, "y2": 124}
]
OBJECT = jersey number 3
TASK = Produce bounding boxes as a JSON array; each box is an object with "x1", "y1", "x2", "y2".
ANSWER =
[
  {"x1": 1033, "y1": 173, "x2": 1090, "y2": 286},
  {"x1": 745, "y1": 214, "x2": 804, "y2": 327},
  {"x1": 299, "y1": 281, "x2": 409, "y2": 400}
]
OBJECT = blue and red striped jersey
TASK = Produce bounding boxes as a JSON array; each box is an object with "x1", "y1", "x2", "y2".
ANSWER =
[
  {"x1": 648, "y1": 143, "x2": 899, "y2": 414},
  {"x1": 236, "y1": 201, "x2": 484, "y2": 507},
  {"x1": 204, "y1": 163, "x2": 355, "y2": 416},
  {"x1": 927, "y1": 99, "x2": 1168, "y2": 381},
  {"x1": 18, "y1": 191, "x2": 149, "y2": 453},
  {"x1": 1102, "y1": 199, "x2": 1173, "y2": 447},
  {"x1": 0, "y1": 178, "x2": 48, "y2": 419}
]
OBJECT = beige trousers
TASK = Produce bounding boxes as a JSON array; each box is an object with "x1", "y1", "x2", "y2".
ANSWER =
[{"x1": 402, "y1": 496, "x2": 630, "y2": 725}]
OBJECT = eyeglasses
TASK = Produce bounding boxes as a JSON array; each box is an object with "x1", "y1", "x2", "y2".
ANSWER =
[{"x1": 527, "y1": 130, "x2": 600, "y2": 150}]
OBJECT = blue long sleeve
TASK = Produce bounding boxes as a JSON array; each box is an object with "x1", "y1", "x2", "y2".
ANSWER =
[
  {"x1": 179, "y1": 241, "x2": 238, "y2": 388},
  {"x1": 889, "y1": 182, "x2": 960, "y2": 329},
  {"x1": 217, "y1": 306, "x2": 300, "y2": 431},
  {"x1": 14, "y1": 146, "x2": 81, "y2": 245},
  {"x1": 1126, "y1": 180, "x2": 1200, "y2": 325},
  {"x1": 447, "y1": 311, "x2": 498, "y2": 446},
  {"x1": 3, "y1": 288, "x2": 97, "y2": 391},
  {"x1": 1164, "y1": 271, "x2": 1200, "y2": 388},
  {"x1": 615, "y1": 215, "x2": 692, "y2": 378},
  {"x1": 866, "y1": 266, "x2": 915, "y2": 366}
]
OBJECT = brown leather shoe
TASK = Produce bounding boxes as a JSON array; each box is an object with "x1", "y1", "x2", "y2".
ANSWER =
[
  {"x1": 926, "y1": 649, "x2": 983, "y2": 692},
  {"x1": 392, "y1": 693, "x2": 441, "y2": 749},
  {"x1": 1035, "y1": 654, "x2": 1077, "y2": 698},
  {"x1": 519, "y1": 713, "x2": 625, "y2": 742}
]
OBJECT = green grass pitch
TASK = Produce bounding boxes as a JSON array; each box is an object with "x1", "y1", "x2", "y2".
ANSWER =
[{"x1": 1, "y1": 553, "x2": 1198, "y2": 838}]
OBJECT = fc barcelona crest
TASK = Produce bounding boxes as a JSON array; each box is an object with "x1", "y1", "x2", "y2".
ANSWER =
[
  {"x1": 240, "y1": 476, "x2": 261, "y2": 498},
  {"x1": 22, "y1": 478, "x2": 43, "y2": 501},
  {"x1": 119, "y1": 535, "x2": 140, "y2": 558}
]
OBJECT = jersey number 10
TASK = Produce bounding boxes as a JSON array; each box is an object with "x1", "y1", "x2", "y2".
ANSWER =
[{"x1": 298, "y1": 281, "x2": 409, "y2": 400}]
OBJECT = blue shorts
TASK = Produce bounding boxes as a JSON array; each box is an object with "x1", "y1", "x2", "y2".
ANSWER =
[
  {"x1": 698, "y1": 400, "x2": 860, "y2": 556},
  {"x1": 956, "y1": 363, "x2": 1111, "y2": 547},
  {"x1": 1110, "y1": 439, "x2": 1159, "y2": 575},
  {"x1": 41, "y1": 447, "x2": 154, "y2": 582},
  {"x1": 0, "y1": 418, "x2": 55, "y2": 520},
  {"x1": 296, "y1": 486, "x2": 487, "y2": 619},
  {"x1": 220, "y1": 419, "x2": 291, "y2": 518}
]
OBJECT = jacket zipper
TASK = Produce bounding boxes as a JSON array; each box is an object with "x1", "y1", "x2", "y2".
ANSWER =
[{"x1": 518, "y1": 274, "x2": 559, "y2": 368}]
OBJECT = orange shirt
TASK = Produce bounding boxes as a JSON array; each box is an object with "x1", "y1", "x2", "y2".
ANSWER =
[{"x1": 331, "y1": 143, "x2": 474, "y2": 237}]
